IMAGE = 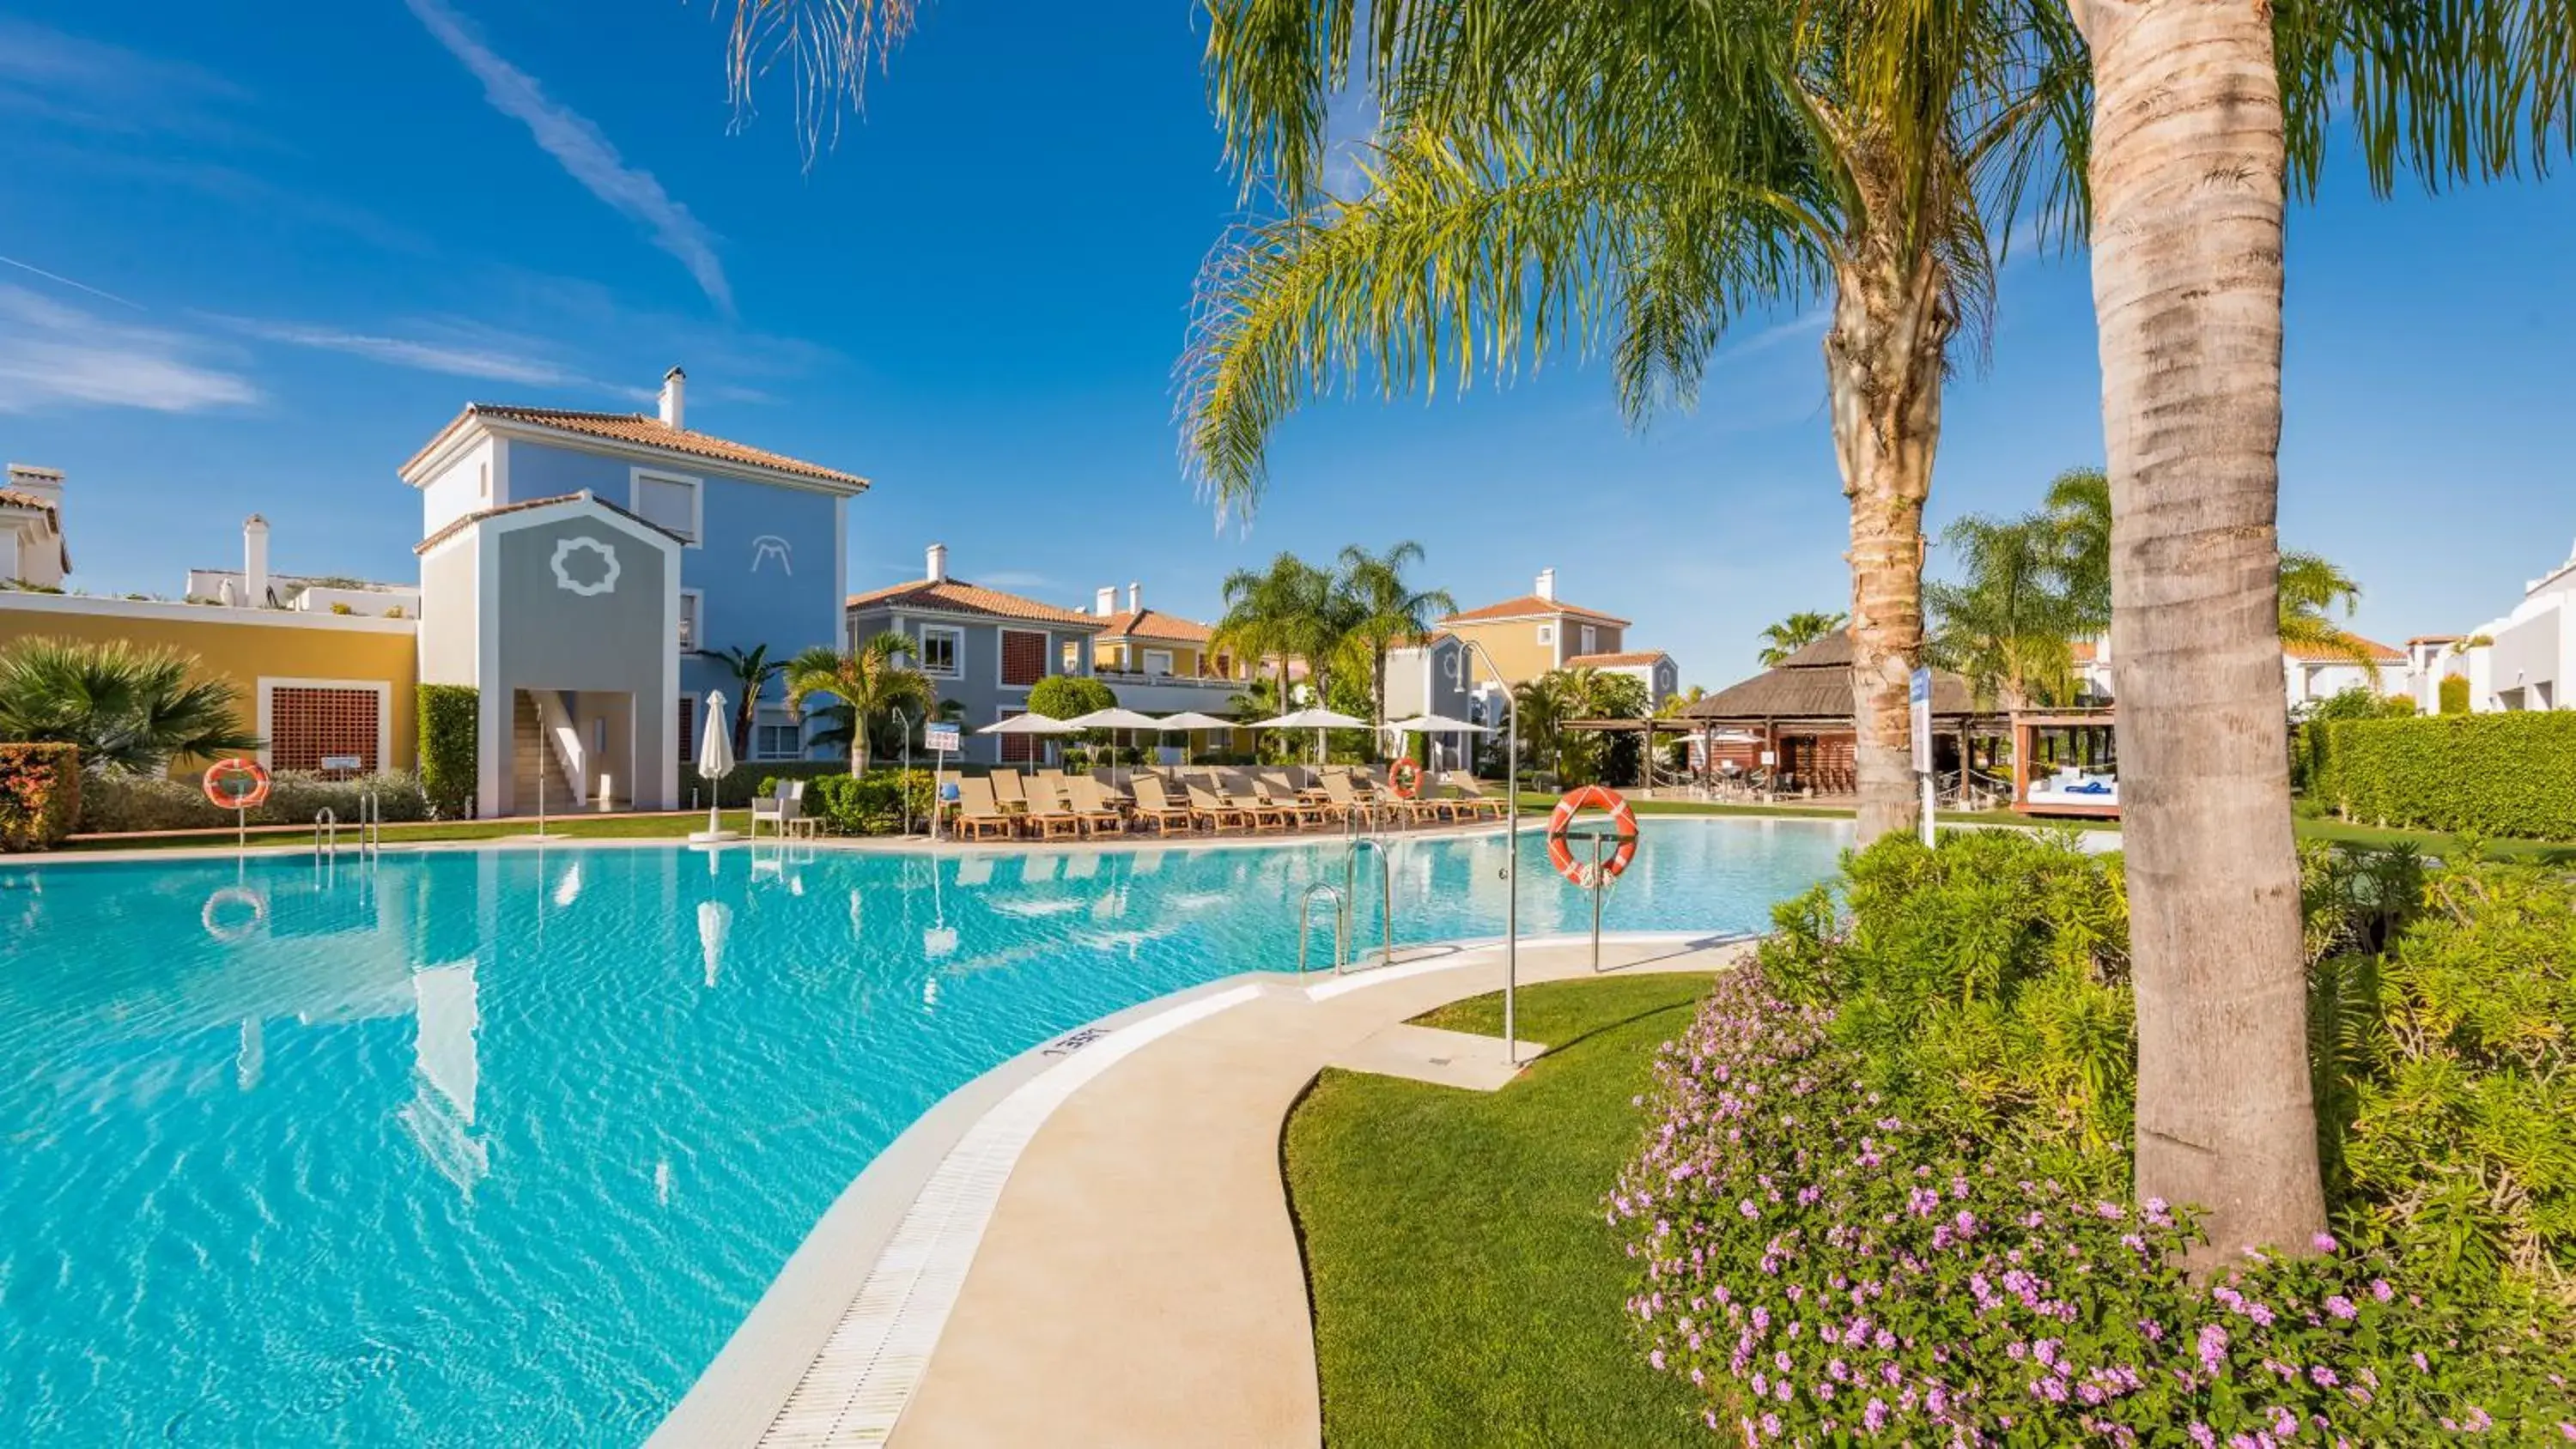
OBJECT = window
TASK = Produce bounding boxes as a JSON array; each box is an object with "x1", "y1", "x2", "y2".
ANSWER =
[
  {"x1": 264, "y1": 683, "x2": 384, "y2": 778},
  {"x1": 1000, "y1": 628, "x2": 1047, "y2": 687},
  {"x1": 477, "y1": 462, "x2": 489, "y2": 500},
  {"x1": 1143, "y1": 649, "x2": 1175, "y2": 677},
  {"x1": 630, "y1": 470, "x2": 702, "y2": 544},
  {"x1": 754, "y1": 715, "x2": 803, "y2": 760},
  {"x1": 1580, "y1": 624, "x2": 1598, "y2": 654},
  {"x1": 916, "y1": 626, "x2": 963, "y2": 678},
  {"x1": 1535, "y1": 623, "x2": 1556, "y2": 646},
  {"x1": 1061, "y1": 638, "x2": 1084, "y2": 675},
  {"x1": 678, "y1": 591, "x2": 702, "y2": 652}
]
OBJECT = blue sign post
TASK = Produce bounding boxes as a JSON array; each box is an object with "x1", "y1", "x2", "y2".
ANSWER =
[{"x1": 1910, "y1": 667, "x2": 1935, "y2": 847}]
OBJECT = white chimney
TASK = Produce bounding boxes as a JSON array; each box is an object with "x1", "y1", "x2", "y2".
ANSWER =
[
  {"x1": 658, "y1": 367, "x2": 686, "y2": 429},
  {"x1": 1127, "y1": 581, "x2": 1141, "y2": 614},
  {"x1": 1534, "y1": 567, "x2": 1557, "y2": 602},
  {"x1": 244, "y1": 514, "x2": 271, "y2": 608},
  {"x1": 5, "y1": 464, "x2": 64, "y2": 508},
  {"x1": 925, "y1": 543, "x2": 948, "y2": 583},
  {"x1": 1095, "y1": 585, "x2": 1118, "y2": 616}
]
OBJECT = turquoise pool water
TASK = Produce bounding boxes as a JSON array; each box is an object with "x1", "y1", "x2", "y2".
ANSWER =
[{"x1": 0, "y1": 818, "x2": 1849, "y2": 1445}]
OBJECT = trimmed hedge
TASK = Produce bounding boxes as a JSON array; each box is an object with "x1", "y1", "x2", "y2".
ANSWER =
[
  {"x1": 417, "y1": 684, "x2": 478, "y2": 819},
  {"x1": 76, "y1": 769, "x2": 428, "y2": 834},
  {"x1": 702, "y1": 759, "x2": 847, "y2": 808},
  {"x1": 2439, "y1": 675, "x2": 2471, "y2": 715},
  {"x1": 2310, "y1": 712, "x2": 2576, "y2": 840},
  {"x1": 0, "y1": 743, "x2": 82, "y2": 851}
]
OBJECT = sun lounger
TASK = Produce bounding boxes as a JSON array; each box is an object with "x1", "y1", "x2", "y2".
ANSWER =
[
  {"x1": 952, "y1": 777, "x2": 1019, "y2": 840},
  {"x1": 1185, "y1": 782, "x2": 1253, "y2": 832},
  {"x1": 1066, "y1": 776, "x2": 1127, "y2": 836},
  {"x1": 989, "y1": 768, "x2": 1030, "y2": 815},
  {"x1": 1019, "y1": 776, "x2": 1084, "y2": 840},
  {"x1": 1255, "y1": 770, "x2": 1332, "y2": 828},
  {"x1": 1128, "y1": 776, "x2": 1195, "y2": 834},
  {"x1": 1440, "y1": 773, "x2": 1510, "y2": 820},
  {"x1": 1218, "y1": 772, "x2": 1293, "y2": 831}
]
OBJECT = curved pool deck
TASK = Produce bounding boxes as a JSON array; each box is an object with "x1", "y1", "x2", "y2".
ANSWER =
[{"x1": 657, "y1": 931, "x2": 1753, "y2": 1448}]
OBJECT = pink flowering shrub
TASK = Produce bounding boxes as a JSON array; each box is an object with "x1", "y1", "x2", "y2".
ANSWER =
[{"x1": 1613, "y1": 967, "x2": 2576, "y2": 1443}]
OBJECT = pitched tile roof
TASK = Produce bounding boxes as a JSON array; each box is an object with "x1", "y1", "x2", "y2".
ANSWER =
[
  {"x1": 2287, "y1": 634, "x2": 2404, "y2": 664},
  {"x1": 1097, "y1": 608, "x2": 1214, "y2": 643},
  {"x1": 407, "y1": 405, "x2": 867, "y2": 488},
  {"x1": 847, "y1": 578, "x2": 1105, "y2": 627},
  {"x1": 0, "y1": 488, "x2": 69, "y2": 569},
  {"x1": 414, "y1": 492, "x2": 687, "y2": 555},
  {"x1": 1442, "y1": 593, "x2": 1631, "y2": 627},
  {"x1": 1565, "y1": 650, "x2": 1670, "y2": 669}
]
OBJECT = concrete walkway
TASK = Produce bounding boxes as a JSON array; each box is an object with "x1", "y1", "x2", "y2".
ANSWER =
[{"x1": 771, "y1": 934, "x2": 1750, "y2": 1448}]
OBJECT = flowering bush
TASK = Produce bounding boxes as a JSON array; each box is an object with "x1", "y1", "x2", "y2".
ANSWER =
[{"x1": 1614, "y1": 967, "x2": 2576, "y2": 1443}]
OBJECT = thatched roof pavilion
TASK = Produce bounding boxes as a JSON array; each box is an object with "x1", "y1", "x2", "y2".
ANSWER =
[{"x1": 1682, "y1": 631, "x2": 1985, "y2": 725}]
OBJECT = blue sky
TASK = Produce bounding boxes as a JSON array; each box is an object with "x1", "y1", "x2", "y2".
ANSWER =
[{"x1": 3, "y1": 2, "x2": 2572, "y2": 682}]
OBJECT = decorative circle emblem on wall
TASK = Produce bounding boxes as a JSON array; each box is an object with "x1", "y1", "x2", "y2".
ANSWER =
[{"x1": 550, "y1": 536, "x2": 622, "y2": 597}]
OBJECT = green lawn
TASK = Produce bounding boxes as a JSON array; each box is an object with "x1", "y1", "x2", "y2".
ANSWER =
[
  {"x1": 1514, "y1": 792, "x2": 2576, "y2": 863},
  {"x1": 1283, "y1": 973, "x2": 1715, "y2": 1448},
  {"x1": 62, "y1": 810, "x2": 756, "y2": 852}
]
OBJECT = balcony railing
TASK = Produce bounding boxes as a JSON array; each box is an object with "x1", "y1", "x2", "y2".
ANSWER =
[{"x1": 1091, "y1": 666, "x2": 1244, "y2": 688}]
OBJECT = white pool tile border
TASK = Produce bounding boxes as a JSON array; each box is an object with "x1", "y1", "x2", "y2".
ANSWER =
[{"x1": 754, "y1": 981, "x2": 1266, "y2": 1447}]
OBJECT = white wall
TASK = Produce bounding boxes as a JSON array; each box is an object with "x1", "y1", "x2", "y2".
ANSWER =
[{"x1": 420, "y1": 436, "x2": 499, "y2": 539}]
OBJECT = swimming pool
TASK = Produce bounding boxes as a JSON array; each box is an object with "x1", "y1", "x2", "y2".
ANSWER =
[{"x1": 0, "y1": 818, "x2": 1849, "y2": 1444}]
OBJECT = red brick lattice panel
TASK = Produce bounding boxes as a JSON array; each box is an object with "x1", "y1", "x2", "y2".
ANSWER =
[
  {"x1": 677, "y1": 696, "x2": 696, "y2": 770},
  {"x1": 270, "y1": 687, "x2": 380, "y2": 778},
  {"x1": 998, "y1": 709, "x2": 1038, "y2": 764},
  {"x1": 999, "y1": 629, "x2": 1047, "y2": 688}
]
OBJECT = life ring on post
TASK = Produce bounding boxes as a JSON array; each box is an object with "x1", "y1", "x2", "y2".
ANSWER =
[
  {"x1": 1546, "y1": 784, "x2": 1639, "y2": 888},
  {"x1": 203, "y1": 758, "x2": 271, "y2": 811},
  {"x1": 1386, "y1": 757, "x2": 1424, "y2": 799}
]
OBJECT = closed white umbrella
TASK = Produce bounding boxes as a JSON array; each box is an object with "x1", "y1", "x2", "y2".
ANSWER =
[{"x1": 690, "y1": 690, "x2": 738, "y2": 843}]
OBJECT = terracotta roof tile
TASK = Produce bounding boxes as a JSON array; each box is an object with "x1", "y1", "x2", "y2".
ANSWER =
[
  {"x1": 0, "y1": 488, "x2": 59, "y2": 516},
  {"x1": 847, "y1": 578, "x2": 1105, "y2": 627},
  {"x1": 1441, "y1": 593, "x2": 1631, "y2": 627},
  {"x1": 414, "y1": 492, "x2": 686, "y2": 555},
  {"x1": 1565, "y1": 650, "x2": 1669, "y2": 668},
  {"x1": 1097, "y1": 608, "x2": 1214, "y2": 643},
  {"x1": 2286, "y1": 635, "x2": 2404, "y2": 664},
  {"x1": 407, "y1": 405, "x2": 866, "y2": 488}
]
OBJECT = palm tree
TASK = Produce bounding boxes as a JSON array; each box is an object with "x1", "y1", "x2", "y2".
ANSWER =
[
  {"x1": 2040, "y1": 467, "x2": 2111, "y2": 633},
  {"x1": 1212, "y1": 552, "x2": 1346, "y2": 714},
  {"x1": 782, "y1": 633, "x2": 932, "y2": 775},
  {"x1": 1333, "y1": 542, "x2": 1456, "y2": 736},
  {"x1": 1182, "y1": 0, "x2": 2090, "y2": 844},
  {"x1": 1926, "y1": 512, "x2": 2083, "y2": 709},
  {"x1": 2276, "y1": 552, "x2": 2387, "y2": 676},
  {"x1": 709, "y1": 643, "x2": 785, "y2": 759},
  {"x1": 0, "y1": 637, "x2": 261, "y2": 774},
  {"x1": 1757, "y1": 612, "x2": 1850, "y2": 669},
  {"x1": 2069, "y1": 1, "x2": 2567, "y2": 1261}
]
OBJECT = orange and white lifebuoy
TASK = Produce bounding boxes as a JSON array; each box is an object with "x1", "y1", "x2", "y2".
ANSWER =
[
  {"x1": 1387, "y1": 757, "x2": 1424, "y2": 799},
  {"x1": 203, "y1": 757, "x2": 270, "y2": 811},
  {"x1": 1546, "y1": 784, "x2": 1639, "y2": 888}
]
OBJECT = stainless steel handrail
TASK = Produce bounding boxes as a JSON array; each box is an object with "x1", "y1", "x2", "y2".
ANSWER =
[
  {"x1": 313, "y1": 808, "x2": 338, "y2": 859},
  {"x1": 1340, "y1": 836, "x2": 1395, "y2": 973},
  {"x1": 359, "y1": 790, "x2": 382, "y2": 856},
  {"x1": 1297, "y1": 882, "x2": 1348, "y2": 975}
]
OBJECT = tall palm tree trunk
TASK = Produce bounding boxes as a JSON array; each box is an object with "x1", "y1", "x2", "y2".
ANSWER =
[
  {"x1": 1826, "y1": 245, "x2": 1949, "y2": 844},
  {"x1": 2077, "y1": 0, "x2": 2324, "y2": 1265}
]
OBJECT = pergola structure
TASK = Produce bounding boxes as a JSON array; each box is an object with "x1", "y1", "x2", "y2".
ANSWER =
[
  {"x1": 2009, "y1": 708, "x2": 2122, "y2": 819},
  {"x1": 1674, "y1": 633, "x2": 2009, "y2": 801}
]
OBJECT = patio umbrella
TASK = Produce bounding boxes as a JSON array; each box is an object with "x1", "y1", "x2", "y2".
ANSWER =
[
  {"x1": 1384, "y1": 712, "x2": 1492, "y2": 774},
  {"x1": 977, "y1": 710, "x2": 1079, "y2": 770},
  {"x1": 1251, "y1": 706, "x2": 1371, "y2": 764},
  {"x1": 1066, "y1": 706, "x2": 1164, "y2": 788},
  {"x1": 690, "y1": 691, "x2": 738, "y2": 842},
  {"x1": 1157, "y1": 710, "x2": 1235, "y2": 766}
]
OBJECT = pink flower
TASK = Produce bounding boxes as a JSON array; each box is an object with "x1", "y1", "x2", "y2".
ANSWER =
[
  {"x1": 2312, "y1": 1232, "x2": 2340, "y2": 1253},
  {"x1": 2198, "y1": 1325, "x2": 2229, "y2": 1373},
  {"x1": 2324, "y1": 1295, "x2": 2357, "y2": 1321}
]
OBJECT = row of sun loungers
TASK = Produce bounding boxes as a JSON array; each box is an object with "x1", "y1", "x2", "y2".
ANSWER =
[{"x1": 948, "y1": 766, "x2": 1510, "y2": 841}]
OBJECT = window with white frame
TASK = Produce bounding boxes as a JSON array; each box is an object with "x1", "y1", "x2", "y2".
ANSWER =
[
  {"x1": 1535, "y1": 623, "x2": 1556, "y2": 646},
  {"x1": 678, "y1": 591, "x2": 702, "y2": 652},
  {"x1": 1143, "y1": 648, "x2": 1175, "y2": 677},
  {"x1": 753, "y1": 709, "x2": 803, "y2": 760},
  {"x1": 631, "y1": 470, "x2": 702, "y2": 544},
  {"x1": 1580, "y1": 624, "x2": 1598, "y2": 654},
  {"x1": 916, "y1": 625, "x2": 963, "y2": 677}
]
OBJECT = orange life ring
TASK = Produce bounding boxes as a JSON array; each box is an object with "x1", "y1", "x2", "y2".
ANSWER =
[
  {"x1": 1387, "y1": 757, "x2": 1424, "y2": 799},
  {"x1": 1546, "y1": 784, "x2": 1639, "y2": 888},
  {"x1": 203, "y1": 757, "x2": 270, "y2": 810}
]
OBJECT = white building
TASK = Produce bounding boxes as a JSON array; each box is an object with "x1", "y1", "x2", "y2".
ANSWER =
[
  {"x1": 2455, "y1": 536, "x2": 2576, "y2": 712},
  {"x1": 2072, "y1": 632, "x2": 2410, "y2": 713},
  {"x1": 0, "y1": 464, "x2": 70, "y2": 590}
]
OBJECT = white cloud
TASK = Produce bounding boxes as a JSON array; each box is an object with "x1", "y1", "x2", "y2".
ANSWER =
[
  {"x1": 0, "y1": 286, "x2": 258, "y2": 414},
  {"x1": 403, "y1": 0, "x2": 734, "y2": 314},
  {"x1": 213, "y1": 315, "x2": 629, "y2": 392}
]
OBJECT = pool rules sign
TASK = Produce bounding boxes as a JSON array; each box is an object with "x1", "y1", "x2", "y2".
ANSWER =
[{"x1": 1910, "y1": 666, "x2": 1935, "y2": 847}]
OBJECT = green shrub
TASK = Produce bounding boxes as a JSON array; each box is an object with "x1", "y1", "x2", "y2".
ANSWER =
[
  {"x1": 2311, "y1": 712, "x2": 2576, "y2": 840},
  {"x1": 1025, "y1": 675, "x2": 1115, "y2": 720},
  {"x1": 0, "y1": 743, "x2": 82, "y2": 850},
  {"x1": 77, "y1": 770, "x2": 428, "y2": 834},
  {"x1": 416, "y1": 684, "x2": 478, "y2": 819},
  {"x1": 2439, "y1": 675, "x2": 2471, "y2": 714},
  {"x1": 786, "y1": 769, "x2": 934, "y2": 834},
  {"x1": 706, "y1": 759, "x2": 846, "y2": 808}
]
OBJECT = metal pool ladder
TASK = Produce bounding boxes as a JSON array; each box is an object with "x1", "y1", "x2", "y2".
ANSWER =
[
  {"x1": 1297, "y1": 882, "x2": 1347, "y2": 975},
  {"x1": 1340, "y1": 836, "x2": 1395, "y2": 972},
  {"x1": 313, "y1": 793, "x2": 384, "y2": 861}
]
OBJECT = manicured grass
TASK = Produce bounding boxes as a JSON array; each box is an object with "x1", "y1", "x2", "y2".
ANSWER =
[
  {"x1": 1283, "y1": 973, "x2": 1715, "y2": 1447},
  {"x1": 61, "y1": 810, "x2": 756, "y2": 852}
]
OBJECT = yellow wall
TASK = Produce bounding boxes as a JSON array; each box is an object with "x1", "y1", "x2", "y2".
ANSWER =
[
  {"x1": 0, "y1": 601, "x2": 417, "y2": 778},
  {"x1": 1100, "y1": 638, "x2": 1228, "y2": 677},
  {"x1": 1447, "y1": 618, "x2": 1558, "y2": 684}
]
